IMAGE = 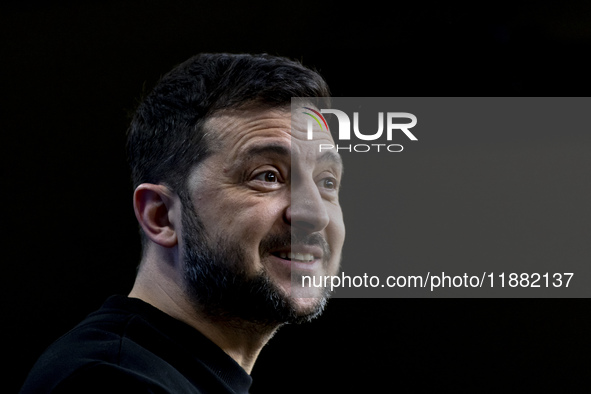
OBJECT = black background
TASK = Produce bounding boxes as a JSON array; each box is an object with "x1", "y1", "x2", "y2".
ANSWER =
[{"x1": 3, "y1": 1, "x2": 590, "y2": 392}]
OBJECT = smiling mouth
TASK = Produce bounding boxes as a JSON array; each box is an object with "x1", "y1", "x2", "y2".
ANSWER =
[{"x1": 273, "y1": 252, "x2": 316, "y2": 263}]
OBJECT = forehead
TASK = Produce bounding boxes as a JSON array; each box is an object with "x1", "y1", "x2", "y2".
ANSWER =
[{"x1": 203, "y1": 106, "x2": 340, "y2": 167}]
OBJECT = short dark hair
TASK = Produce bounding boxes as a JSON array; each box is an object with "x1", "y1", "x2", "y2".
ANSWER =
[{"x1": 126, "y1": 53, "x2": 331, "y2": 194}]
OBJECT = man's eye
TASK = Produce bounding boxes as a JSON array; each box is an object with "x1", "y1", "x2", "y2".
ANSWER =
[
  {"x1": 321, "y1": 177, "x2": 338, "y2": 190},
  {"x1": 254, "y1": 170, "x2": 280, "y2": 183}
]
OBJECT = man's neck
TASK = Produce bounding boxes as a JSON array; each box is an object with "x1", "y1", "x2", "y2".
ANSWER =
[{"x1": 129, "y1": 277, "x2": 278, "y2": 374}]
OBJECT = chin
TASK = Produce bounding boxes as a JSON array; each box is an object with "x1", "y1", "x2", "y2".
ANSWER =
[
  {"x1": 293, "y1": 296, "x2": 327, "y2": 313},
  {"x1": 287, "y1": 295, "x2": 329, "y2": 324}
]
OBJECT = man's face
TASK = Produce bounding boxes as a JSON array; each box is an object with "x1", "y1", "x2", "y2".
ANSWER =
[{"x1": 180, "y1": 106, "x2": 345, "y2": 324}]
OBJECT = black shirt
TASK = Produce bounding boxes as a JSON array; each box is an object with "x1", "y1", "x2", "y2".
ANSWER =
[{"x1": 20, "y1": 295, "x2": 253, "y2": 393}]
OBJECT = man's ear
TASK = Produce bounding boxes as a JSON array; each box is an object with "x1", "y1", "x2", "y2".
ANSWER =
[{"x1": 133, "y1": 184, "x2": 179, "y2": 248}]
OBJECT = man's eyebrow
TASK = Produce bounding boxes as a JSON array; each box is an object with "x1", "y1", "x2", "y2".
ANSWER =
[
  {"x1": 318, "y1": 150, "x2": 344, "y2": 174},
  {"x1": 233, "y1": 144, "x2": 291, "y2": 168},
  {"x1": 244, "y1": 144, "x2": 291, "y2": 158},
  {"x1": 235, "y1": 144, "x2": 343, "y2": 174}
]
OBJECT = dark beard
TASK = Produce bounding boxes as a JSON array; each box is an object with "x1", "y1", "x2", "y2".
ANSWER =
[{"x1": 179, "y1": 193, "x2": 329, "y2": 328}]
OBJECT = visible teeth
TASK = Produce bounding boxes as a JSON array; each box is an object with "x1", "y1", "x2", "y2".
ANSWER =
[
  {"x1": 287, "y1": 252, "x2": 314, "y2": 262},
  {"x1": 280, "y1": 252, "x2": 287, "y2": 259}
]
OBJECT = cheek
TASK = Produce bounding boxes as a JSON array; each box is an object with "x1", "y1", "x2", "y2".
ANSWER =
[
  {"x1": 201, "y1": 193, "x2": 285, "y2": 243},
  {"x1": 327, "y1": 205, "x2": 346, "y2": 250}
]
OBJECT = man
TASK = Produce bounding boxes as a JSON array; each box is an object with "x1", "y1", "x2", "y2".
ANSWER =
[{"x1": 20, "y1": 53, "x2": 345, "y2": 393}]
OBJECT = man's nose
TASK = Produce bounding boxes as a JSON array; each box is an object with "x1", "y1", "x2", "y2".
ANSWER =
[{"x1": 285, "y1": 178, "x2": 330, "y2": 233}]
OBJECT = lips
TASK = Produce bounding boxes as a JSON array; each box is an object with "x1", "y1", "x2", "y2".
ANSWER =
[
  {"x1": 263, "y1": 232, "x2": 330, "y2": 266},
  {"x1": 271, "y1": 244, "x2": 324, "y2": 261},
  {"x1": 275, "y1": 252, "x2": 317, "y2": 263}
]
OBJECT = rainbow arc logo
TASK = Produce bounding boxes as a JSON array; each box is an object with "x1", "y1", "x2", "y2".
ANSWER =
[{"x1": 302, "y1": 107, "x2": 329, "y2": 132}]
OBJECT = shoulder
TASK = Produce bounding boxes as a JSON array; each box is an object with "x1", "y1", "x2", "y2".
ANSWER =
[
  {"x1": 20, "y1": 296, "x2": 184, "y2": 393},
  {"x1": 44, "y1": 362, "x2": 175, "y2": 394},
  {"x1": 20, "y1": 308, "x2": 135, "y2": 393},
  {"x1": 20, "y1": 297, "x2": 204, "y2": 393},
  {"x1": 20, "y1": 296, "x2": 219, "y2": 393}
]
